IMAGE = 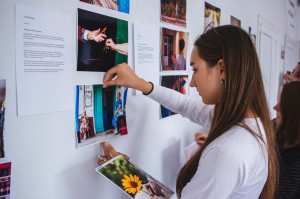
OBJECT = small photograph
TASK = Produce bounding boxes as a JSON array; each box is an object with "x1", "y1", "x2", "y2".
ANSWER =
[
  {"x1": 75, "y1": 85, "x2": 128, "y2": 148},
  {"x1": 248, "y1": 26, "x2": 256, "y2": 48},
  {"x1": 160, "y1": 28, "x2": 189, "y2": 71},
  {"x1": 96, "y1": 155, "x2": 174, "y2": 198},
  {"x1": 204, "y1": 2, "x2": 221, "y2": 29},
  {"x1": 230, "y1": 15, "x2": 241, "y2": 27},
  {"x1": 0, "y1": 80, "x2": 6, "y2": 159},
  {"x1": 0, "y1": 162, "x2": 11, "y2": 198},
  {"x1": 79, "y1": 0, "x2": 130, "y2": 14},
  {"x1": 161, "y1": 0, "x2": 186, "y2": 27},
  {"x1": 281, "y1": 45, "x2": 285, "y2": 60},
  {"x1": 77, "y1": 8, "x2": 128, "y2": 72},
  {"x1": 160, "y1": 75, "x2": 188, "y2": 118}
]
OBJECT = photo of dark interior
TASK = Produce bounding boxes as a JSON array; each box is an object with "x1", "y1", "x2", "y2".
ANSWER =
[{"x1": 77, "y1": 9, "x2": 128, "y2": 72}]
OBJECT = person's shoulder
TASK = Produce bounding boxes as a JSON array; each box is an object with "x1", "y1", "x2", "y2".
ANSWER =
[
  {"x1": 217, "y1": 125, "x2": 258, "y2": 143},
  {"x1": 205, "y1": 125, "x2": 265, "y2": 160}
]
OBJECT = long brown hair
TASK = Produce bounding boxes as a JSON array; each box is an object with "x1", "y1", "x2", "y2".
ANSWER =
[
  {"x1": 176, "y1": 25, "x2": 278, "y2": 199},
  {"x1": 277, "y1": 81, "x2": 300, "y2": 149}
]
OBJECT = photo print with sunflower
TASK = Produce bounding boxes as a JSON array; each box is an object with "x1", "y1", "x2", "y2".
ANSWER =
[{"x1": 96, "y1": 155, "x2": 174, "y2": 198}]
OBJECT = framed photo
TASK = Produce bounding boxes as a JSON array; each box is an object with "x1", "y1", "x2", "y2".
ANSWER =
[
  {"x1": 77, "y1": 9, "x2": 128, "y2": 72},
  {"x1": 161, "y1": 0, "x2": 186, "y2": 27},
  {"x1": 79, "y1": 0, "x2": 130, "y2": 14},
  {"x1": 75, "y1": 85, "x2": 128, "y2": 147},
  {"x1": 160, "y1": 28, "x2": 189, "y2": 71},
  {"x1": 160, "y1": 75, "x2": 188, "y2": 118}
]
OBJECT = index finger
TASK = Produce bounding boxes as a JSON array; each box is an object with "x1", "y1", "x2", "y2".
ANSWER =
[
  {"x1": 101, "y1": 142, "x2": 119, "y2": 160},
  {"x1": 102, "y1": 142, "x2": 112, "y2": 160},
  {"x1": 103, "y1": 67, "x2": 118, "y2": 85}
]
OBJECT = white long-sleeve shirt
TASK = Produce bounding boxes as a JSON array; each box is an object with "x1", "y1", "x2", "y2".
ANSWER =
[{"x1": 148, "y1": 85, "x2": 268, "y2": 199}]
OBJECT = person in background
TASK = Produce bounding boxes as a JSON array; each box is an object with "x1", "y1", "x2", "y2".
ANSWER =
[
  {"x1": 167, "y1": 54, "x2": 176, "y2": 70},
  {"x1": 101, "y1": 25, "x2": 278, "y2": 198},
  {"x1": 112, "y1": 92, "x2": 122, "y2": 135},
  {"x1": 283, "y1": 62, "x2": 300, "y2": 84},
  {"x1": 174, "y1": 38, "x2": 186, "y2": 71},
  {"x1": 79, "y1": 110, "x2": 90, "y2": 140},
  {"x1": 273, "y1": 81, "x2": 300, "y2": 199},
  {"x1": 175, "y1": 3, "x2": 179, "y2": 19}
]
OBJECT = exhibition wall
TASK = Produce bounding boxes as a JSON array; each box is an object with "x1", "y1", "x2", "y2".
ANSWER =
[{"x1": 0, "y1": 0, "x2": 299, "y2": 198}]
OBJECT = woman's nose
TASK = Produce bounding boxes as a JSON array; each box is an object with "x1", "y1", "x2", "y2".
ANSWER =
[{"x1": 189, "y1": 75, "x2": 195, "y2": 87}]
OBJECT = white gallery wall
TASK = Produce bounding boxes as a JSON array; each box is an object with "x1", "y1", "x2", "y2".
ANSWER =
[{"x1": 0, "y1": 0, "x2": 299, "y2": 198}]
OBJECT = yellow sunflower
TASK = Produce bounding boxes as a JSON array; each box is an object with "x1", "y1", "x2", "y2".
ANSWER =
[{"x1": 121, "y1": 174, "x2": 143, "y2": 194}]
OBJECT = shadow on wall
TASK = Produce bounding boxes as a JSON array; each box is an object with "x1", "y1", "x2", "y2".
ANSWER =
[
  {"x1": 161, "y1": 139, "x2": 181, "y2": 190},
  {"x1": 55, "y1": 156, "x2": 125, "y2": 199}
]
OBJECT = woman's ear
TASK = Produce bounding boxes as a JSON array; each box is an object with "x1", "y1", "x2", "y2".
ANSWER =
[{"x1": 217, "y1": 59, "x2": 224, "y2": 76}]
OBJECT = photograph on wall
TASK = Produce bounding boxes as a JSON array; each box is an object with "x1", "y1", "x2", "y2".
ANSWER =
[
  {"x1": 248, "y1": 26, "x2": 256, "y2": 48},
  {"x1": 0, "y1": 162, "x2": 11, "y2": 198},
  {"x1": 0, "y1": 80, "x2": 6, "y2": 159},
  {"x1": 79, "y1": 0, "x2": 130, "y2": 14},
  {"x1": 75, "y1": 85, "x2": 128, "y2": 148},
  {"x1": 230, "y1": 15, "x2": 241, "y2": 27},
  {"x1": 281, "y1": 45, "x2": 285, "y2": 60},
  {"x1": 160, "y1": 28, "x2": 189, "y2": 71},
  {"x1": 96, "y1": 155, "x2": 174, "y2": 198},
  {"x1": 77, "y1": 9, "x2": 128, "y2": 72},
  {"x1": 204, "y1": 2, "x2": 221, "y2": 29},
  {"x1": 160, "y1": 75, "x2": 188, "y2": 118},
  {"x1": 161, "y1": 0, "x2": 186, "y2": 27}
]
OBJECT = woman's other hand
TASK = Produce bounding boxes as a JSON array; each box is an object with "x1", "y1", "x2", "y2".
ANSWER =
[
  {"x1": 98, "y1": 142, "x2": 129, "y2": 165},
  {"x1": 194, "y1": 132, "x2": 208, "y2": 145}
]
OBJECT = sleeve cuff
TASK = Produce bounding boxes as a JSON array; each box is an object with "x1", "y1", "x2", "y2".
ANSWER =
[{"x1": 83, "y1": 30, "x2": 90, "y2": 41}]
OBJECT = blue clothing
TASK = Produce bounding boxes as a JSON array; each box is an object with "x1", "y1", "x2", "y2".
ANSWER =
[
  {"x1": 112, "y1": 99, "x2": 122, "y2": 127},
  {"x1": 123, "y1": 88, "x2": 128, "y2": 111}
]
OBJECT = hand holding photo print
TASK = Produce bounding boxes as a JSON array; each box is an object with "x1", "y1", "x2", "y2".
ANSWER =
[
  {"x1": 96, "y1": 155, "x2": 174, "y2": 198},
  {"x1": 77, "y1": 9, "x2": 128, "y2": 72}
]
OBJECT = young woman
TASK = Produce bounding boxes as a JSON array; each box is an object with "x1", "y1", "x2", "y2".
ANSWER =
[
  {"x1": 102, "y1": 25, "x2": 277, "y2": 198},
  {"x1": 274, "y1": 81, "x2": 300, "y2": 199}
]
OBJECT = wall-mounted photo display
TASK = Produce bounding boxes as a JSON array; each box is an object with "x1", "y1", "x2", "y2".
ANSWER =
[
  {"x1": 204, "y1": 2, "x2": 221, "y2": 29},
  {"x1": 230, "y1": 15, "x2": 241, "y2": 27},
  {"x1": 77, "y1": 9, "x2": 128, "y2": 72},
  {"x1": 160, "y1": 75, "x2": 188, "y2": 118},
  {"x1": 0, "y1": 80, "x2": 6, "y2": 159},
  {"x1": 160, "y1": 0, "x2": 186, "y2": 27},
  {"x1": 160, "y1": 28, "x2": 189, "y2": 71},
  {"x1": 75, "y1": 85, "x2": 128, "y2": 148},
  {"x1": 79, "y1": 0, "x2": 130, "y2": 14},
  {"x1": 0, "y1": 162, "x2": 11, "y2": 198}
]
